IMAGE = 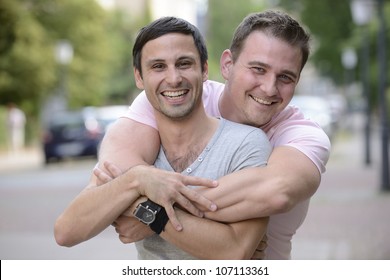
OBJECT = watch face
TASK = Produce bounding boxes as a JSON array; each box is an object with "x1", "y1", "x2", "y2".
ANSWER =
[
  {"x1": 135, "y1": 205, "x2": 156, "y2": 224},
  {"x1": 142, "y1": 210, "x2": 155, "y2": 224}
]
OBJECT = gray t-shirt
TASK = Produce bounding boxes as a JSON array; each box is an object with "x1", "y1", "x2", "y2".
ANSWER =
[{"x1": 136, "y1": 118, "x2": 271, "y2": 259}]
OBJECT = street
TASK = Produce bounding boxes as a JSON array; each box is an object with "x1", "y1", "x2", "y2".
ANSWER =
[
  {"x1": 1, "y1": 120, "x2": 390, "y2": 259},
  {"x1": 0, "y1": 157, "x2": 137, "y2": 259}
]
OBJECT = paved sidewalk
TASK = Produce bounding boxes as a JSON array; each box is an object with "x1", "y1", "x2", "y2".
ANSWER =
[
  {"x1": 292, "y1": 126, "x2": 390, "y2": 259},
  {"x1": 0, "y1": 148, "x2": 43, "y2": 173}
]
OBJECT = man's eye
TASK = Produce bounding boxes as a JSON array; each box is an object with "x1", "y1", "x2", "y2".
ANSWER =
[
  {"x1": 279, "y1": 75, "x2": 294, "y2": 83},
  {"x1": 252, "y1": 67, "x2": 265, "y2": 74},
  {"x1": 152, "y1": 64, "x2": 165, "y2": 70},
  {"x1": 178, "y1": 61, "x2": 192, "y2": 68}
]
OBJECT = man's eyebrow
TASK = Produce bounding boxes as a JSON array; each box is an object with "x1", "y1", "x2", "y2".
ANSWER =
[
  {"x1": 145, "y1": 55, "x2": 196, "y2": 66},
  {"x1": 145, "y1": 58, "x2": 164, "y2": 66},
  {"x1": 248, "y1": 61, "x2": 299, "y2": 79},
  {"x1": 177, "y1": 55, "x2": 197, "y2": 62}
]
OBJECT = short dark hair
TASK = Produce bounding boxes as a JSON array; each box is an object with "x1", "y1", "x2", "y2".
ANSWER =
[
  {"x1": 133, "y1": 16, "x2": 208, "y2": 76},
  {"x1": 230, "y1": 10, "x2": 310, "y2": 71}
]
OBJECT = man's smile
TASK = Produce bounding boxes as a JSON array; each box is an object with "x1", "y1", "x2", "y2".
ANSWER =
[
  {"x1": 250, "y1": 95, "x2": 273, "y2": 105},
  {"x1": 162, "y1": 90, "x2": 188, "y2": 99}
]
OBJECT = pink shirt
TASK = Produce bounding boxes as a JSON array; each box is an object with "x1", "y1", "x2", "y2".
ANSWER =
[{"x1": 124, "y1": 80, "x2": 331, "y2": 259}]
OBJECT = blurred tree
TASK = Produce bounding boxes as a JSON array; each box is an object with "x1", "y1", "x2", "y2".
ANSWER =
[
  {"x1": 0, "y1": 0, "x2": 56, "y2": 116},
  {"x1": 278, "y1": 0, "x2": 390, "y2": 112},
  {"x1": 279, "y1": 0, "x2": 354, "y2": 85},
  {"x1": 0, "y1": 0, "x2": 147, "y2": 146},
  {"x1": 206, "y1": 0, "x2": 266, "y2": 81},
  {"x1": 31, "y1": 0, "x2": 112, "y2": 108},
  {"x1": 103, "y1": 8, "x2": 152, "y2": 104}
]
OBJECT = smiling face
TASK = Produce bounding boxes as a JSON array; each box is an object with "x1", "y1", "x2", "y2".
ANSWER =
[
  {"x1": 220, "y1": 31, "x2": 302, "y2": 128},
  {"x1": 134, "y1": 33, "x2": 208, "y2": 120}
]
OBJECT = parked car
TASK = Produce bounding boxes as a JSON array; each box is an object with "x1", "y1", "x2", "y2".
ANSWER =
[
  {"x1": 290, "y1": 95, "x2": 336, "y2": 139},
  {"x1": 89, "y1": 105, "x2": 129, "y2": 133},
  {"x1": 42, "y1": 105, "x2": 128, "y2": 164}
]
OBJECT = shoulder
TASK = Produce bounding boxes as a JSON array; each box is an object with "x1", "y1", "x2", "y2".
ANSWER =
[
  {"x1": 202, "y1": 80, "x2": 224, "y2": 117},
  {"x1": 265, "y1": 106, "x2": 331, "y2": 173},
  {"x1": 221, "y1": 118, "x2": 269, "y2": 144},
  {"x1": 265, "y1": 106, "x2": 330, "y2": 145}
]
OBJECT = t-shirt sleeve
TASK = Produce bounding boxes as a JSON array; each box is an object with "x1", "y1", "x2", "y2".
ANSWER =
[
  {"x1": 123, "y1": 91, "x2": 158, "y2": 130},
  {"x1": 272, "y1": 119, "x2": 331, "y2": 174}
]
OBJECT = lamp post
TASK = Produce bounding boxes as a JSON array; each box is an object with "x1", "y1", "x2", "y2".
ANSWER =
[
  {"x1": 350, "y1": 0, "x2": 374, "y2": 166},
  {"x1": 376, "y1": 0, "x2": 389, "y2": 192},
  {"x1": 55, "y1": 40, "x2": 73, "y2": 110},
  {"x1": 341, "y1": 47, "x2": 357, "y2": 87}
]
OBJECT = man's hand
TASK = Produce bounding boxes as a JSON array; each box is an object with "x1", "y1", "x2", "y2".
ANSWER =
[
  {"x1": 251, "y1": 235, "x2": 268, "y2": 260},
  {"x1": 112, "y1": 213, "x2": 153, "y2": 243},
  {"x1": 94, "y1": 161, "x2": 219, "y2": 231}
]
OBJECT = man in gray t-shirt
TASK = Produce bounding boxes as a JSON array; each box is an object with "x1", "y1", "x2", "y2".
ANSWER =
[{"x1": 136, "y1": 118, "x2": 270, "y2": 259}]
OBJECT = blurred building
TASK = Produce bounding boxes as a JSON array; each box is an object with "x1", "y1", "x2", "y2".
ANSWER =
[
  {"x1": 96, "y1": 0, "x2": 208, "y2": 32},
  {"x1": 96, "y1": 0, "x2": 147, "y2": 14}
]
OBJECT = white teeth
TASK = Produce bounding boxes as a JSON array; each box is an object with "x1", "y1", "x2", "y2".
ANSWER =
[
  {"x1": 163, "y1": 90, "x2": 186, "y2": 98},
  {"x1": 252, "y1": 96, "x2": 272, "y2": 105}
]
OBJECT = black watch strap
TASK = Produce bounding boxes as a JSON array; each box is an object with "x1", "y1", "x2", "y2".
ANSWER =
[
  {"x1": 143, "y1": 199, "x2": 161, "y2": 212},
  {"x1": 149, "y1": 205, "x2": 169, "y2": 234}
]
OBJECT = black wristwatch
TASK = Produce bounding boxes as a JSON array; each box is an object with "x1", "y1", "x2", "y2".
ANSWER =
[{"x1": 133, "y1": 200, "x2": 169, "y2": 234}]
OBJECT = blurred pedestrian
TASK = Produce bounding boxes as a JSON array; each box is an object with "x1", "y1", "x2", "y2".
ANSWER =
[{"x1": 6, "y1": 103, "x2": 26, "y2": 154}]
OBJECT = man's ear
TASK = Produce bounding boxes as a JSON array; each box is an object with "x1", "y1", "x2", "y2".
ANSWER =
[
  {"x1": 134, "y1": 68, "x2": 144, "y2": 89},
  {"x1": 220, "y1": 49, "x2": 233, "y2": 80}
]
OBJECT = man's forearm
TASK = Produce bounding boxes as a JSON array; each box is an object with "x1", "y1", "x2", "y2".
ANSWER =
[
  {"x1": 201, "y1": 146, "x2": 321, "y2": 222},
  {"x1": 54, "y1": 170, "x2": 143, "y2": 247},
  {"x1": 160, "y1": 209, "x2": 268, "y2": 259},
  {"x1": 54, "y1": 118, "x2": 160, "y2": 246}
]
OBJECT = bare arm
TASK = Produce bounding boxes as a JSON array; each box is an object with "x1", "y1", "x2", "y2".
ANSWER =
[
  {"x1": 54, "y1": 119, "x2": 218, "y2": 247},
  {"x1": 202, "y1": 146, "x2": 320, "y2": 222},
  {"x1": 54, "y1": 166, "x2": 147, "y2": 247},
  {"x1": 98, "y1": 118, "x2": 160, "y2": 170},
  {"x1": 54, "y1": 119, "x2": 159, "y2": 247},
  {"x1": 161, "y1": 210, "x2": 268, "y2": 259},
  {"x1": 96, "y1": 162, "x2": 269, "y2": 259},
  {"x1": 123, "y1": 198, "x2": 268, "y2": 260}
]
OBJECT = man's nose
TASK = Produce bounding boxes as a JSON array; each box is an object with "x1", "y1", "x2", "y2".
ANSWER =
[
  {"x1": 260, "y1": 75, "x2": 278, "y2": 96},
  {"x1": 165, "y1": 67, "x2": 182, "y2": 86}
]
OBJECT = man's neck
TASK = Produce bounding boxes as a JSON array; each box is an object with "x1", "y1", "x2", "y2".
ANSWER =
[{"x1": 156, "y1": 106, "x2": 219, "y2": 172}]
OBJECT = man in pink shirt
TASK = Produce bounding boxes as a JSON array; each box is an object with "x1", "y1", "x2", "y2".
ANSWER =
[{"x1": 95, "y1": 10, "x2": 331, "y2": 259}]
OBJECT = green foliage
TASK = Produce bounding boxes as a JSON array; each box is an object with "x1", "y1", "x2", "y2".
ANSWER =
[
  {"x1": 30, "y1": 0, "x2": 113, "y2": 108},
  {"x1": 103, "y1": 9, "x2": 151, "y2": 104},
  {"x1": 0, "y1": 0, "x2": 56, "y2": 115},
  {"x1": 206, "y1": 0, "x2": 266, "y2": 81},
  {"x1": 279, "y1": 0, "x2": 354, "y2": 85},
  {"x1": 278, "y1": 0, "x2": 390, "y2": 112},
  {"x1": 0, "y1": 0, "x2": 150, "y2": 145}
]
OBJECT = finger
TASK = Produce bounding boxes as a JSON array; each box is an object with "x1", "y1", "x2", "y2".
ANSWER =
[
  {"x1": 182, "y1": 176, "x2": 219, "y2": 188},
  {"x1": 93, "y1": 167, "x2": 112, "y2": 184},
  {"x1": 119, "y1": 235, "x2": 133, "y2": 244},
  {"x1": 257, "y1": 240, "x2": 267, "y2": 251},
  {"x1": 172, "y1": 191, "x2": 204, "y2": 217},
  {"x1": 164, "y1": 204, "x2": 183, "y2": 232},
  {"x1": 180, "y1": 186, "x2": 217, "y2": 212},
  {"x1": 104, "y1": 161, "x2": 123, "y2": 177}
]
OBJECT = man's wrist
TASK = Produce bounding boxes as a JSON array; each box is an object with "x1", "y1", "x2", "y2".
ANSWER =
[
  {"x1": 133, "y1": 199, "x2": 169, "y2": 234},
  {"x1": 127, "y1": 165, "x2": 150, "y2": 196}
]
